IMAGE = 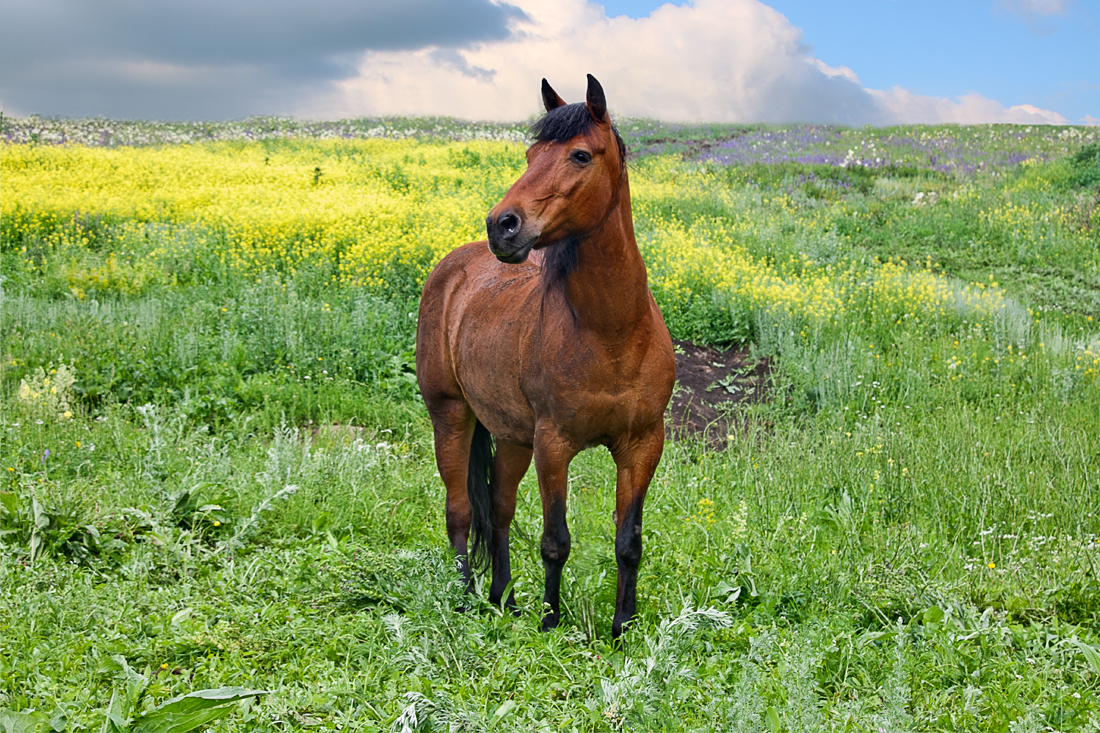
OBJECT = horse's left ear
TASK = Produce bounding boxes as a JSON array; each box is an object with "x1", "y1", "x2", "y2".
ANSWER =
[
  {"x1": 542, "y1": 79, "x2": 567, "y2": 112},
  {"x1": 585, "y1": 74, "x2": 607, "y2": 122}
]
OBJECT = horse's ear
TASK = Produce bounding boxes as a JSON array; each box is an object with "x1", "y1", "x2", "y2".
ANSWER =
[
  {"x1": 542, "y1": 79, "x2": 567, "y2": 112},
  {"x1": 585, "y1": 74, "x2": 607, "y2": 121}
]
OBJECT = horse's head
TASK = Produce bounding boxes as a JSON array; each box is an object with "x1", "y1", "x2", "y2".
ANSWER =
[{"x1": 486, "y1": 74, "x2": 626, "y2": 264}]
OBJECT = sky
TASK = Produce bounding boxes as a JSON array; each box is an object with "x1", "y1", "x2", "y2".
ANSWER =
[{"x1": 0, "y1": 0, "x2": 1096, "y2": 125}]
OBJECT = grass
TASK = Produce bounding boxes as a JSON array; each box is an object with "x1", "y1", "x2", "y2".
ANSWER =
[{"x1": 1, "y1": 120, "x2": 1099, "y2": 731}]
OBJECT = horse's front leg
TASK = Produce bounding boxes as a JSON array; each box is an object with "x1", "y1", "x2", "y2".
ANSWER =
[
  {"x1": 426, "y1": 399, "x2": 477, "y2": 592},
  {"x1": 533, "y1": 428, "x2": 579, "y2": 631},
  {"x1": 610, "y1": 428, "x2": 665, "y2": 638},
  {"x1": 489, "y1": 440, "x2": 533, "y2": 611}
]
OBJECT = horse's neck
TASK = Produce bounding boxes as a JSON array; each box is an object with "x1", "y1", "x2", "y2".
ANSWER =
[{"x1": 559, "y1": 178, "x2": 652, "y2": 341}]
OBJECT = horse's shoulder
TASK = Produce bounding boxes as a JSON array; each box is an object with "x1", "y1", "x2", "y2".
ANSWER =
[
  {"x1": 433, "y1": 240, "x2": 488, "y2": 270},
  {"x1": 424, "y1": 241, "x2": 485, "y2": 289}
]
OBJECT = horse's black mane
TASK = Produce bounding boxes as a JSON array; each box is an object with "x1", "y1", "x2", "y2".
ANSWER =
[
  {"x1": 531, "y1": 102, "x2": 595, "y2": 143},
  {"x1": 529, "y1": 103, "x2": 627, "y2": 309},
  {"x1": 530, "y1": 103, "x2": 626, "y2": 163},
  {"x1": 541, "y1": 235, "x2": 580, "y2": 293}
]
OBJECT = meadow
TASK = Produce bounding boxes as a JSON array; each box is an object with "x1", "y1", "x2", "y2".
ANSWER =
[{"x1": 2, "y1": 115, "x2": 1100, "y2": 732}]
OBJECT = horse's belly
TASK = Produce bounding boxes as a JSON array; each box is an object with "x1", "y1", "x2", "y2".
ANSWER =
[
  {"x1": 557, "y1": 385, "x2": 666, "y2": 447},
  {"x1": 459, "y1": 369, "x2": 537, "y2": 445},
  {"x1": 451, "y1": 303, "x2": 539, "y2": 445}
]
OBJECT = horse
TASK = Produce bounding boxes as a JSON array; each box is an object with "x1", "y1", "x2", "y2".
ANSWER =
[{"x1": 415, "y1": 74, "x2": 675, "y2": 638}]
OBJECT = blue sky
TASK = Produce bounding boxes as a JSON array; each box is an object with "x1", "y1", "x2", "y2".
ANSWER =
[
  {"x1": 602, "y1": 0, "x2": 1098, "y2": 124},
  {"x1": 1, "y1": 0, "x2": 1095, "y2": 124}
]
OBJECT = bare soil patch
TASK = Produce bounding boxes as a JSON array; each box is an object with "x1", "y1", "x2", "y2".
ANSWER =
[
  {"x1": 317, "y1": 339, "x2": 771, "y2": 451},
  {"x1": 665, "y1": 339, "x2": 772, "y2": 449}
]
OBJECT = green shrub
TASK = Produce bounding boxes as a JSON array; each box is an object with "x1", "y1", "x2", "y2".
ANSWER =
[{"x1": 1070, "y1": 142, "x2": 1100, "y2": 190}]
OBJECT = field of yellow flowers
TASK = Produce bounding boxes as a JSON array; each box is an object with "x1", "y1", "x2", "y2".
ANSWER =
[
  {"x1": 0, "y1": 138, "x2": 1092, "y2": 328},
  {"x1": 4, "y1": 130, "x2": 1098, "y2": 383},
  {"x1": 2, "y1": 122, "x2": 1100, "y2": 731}
]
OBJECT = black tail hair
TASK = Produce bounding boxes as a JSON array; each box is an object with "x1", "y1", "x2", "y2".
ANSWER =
[{"x1": 467, "y1": 420, "x2": 496, "y2": 573}]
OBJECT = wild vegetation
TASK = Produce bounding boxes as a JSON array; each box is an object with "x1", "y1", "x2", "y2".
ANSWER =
[{"x1": 2, "y1": 117, "x2": 1100, "y2": 731}]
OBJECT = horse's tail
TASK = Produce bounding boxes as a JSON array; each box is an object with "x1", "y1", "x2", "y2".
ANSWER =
[{"x1": 467, "y1": 420, "x2": 496, "y2": 573}]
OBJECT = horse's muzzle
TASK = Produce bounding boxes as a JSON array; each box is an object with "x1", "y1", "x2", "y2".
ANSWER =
[{"x1": 486, "y1": 210, "x2": 536, "y2": 263}]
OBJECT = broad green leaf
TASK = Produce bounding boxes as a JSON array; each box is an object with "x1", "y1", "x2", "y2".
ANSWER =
[
  {"x1": 923, "y1": 606, "x2": 945, "y2": 624},
  {"x1": 1066, "y1": 638, "x2": 1100, "y2": 675},
  {"x1": 132, "y1": 706, "x2": 229, "y2": 733},
  {"x1": 31, "y1": 498, "x2": 49, "y2": 530},
  {"x1": 100, "y1": 691, "x2": 128, "y2": 733},
  {"x1": 132, "y1": 688, "x2": 267, "y2": 733},
  {"x1": 714, "y1": 581, "x2": 741, "y2": 604},
  {"x1": 28, "y1": 533, "x2": 42, "y2": 564},
  {"x1": 170, "y1": 608, "x2": 193, "y2": 626},
  {"x1": 764, "y1": 706, "x2": 781, "y2": 733},
  {"x1": 47, "y1": 706, "x2": 69, "y2": 733},
  {"x1": 111, "y1": 655, "x2": 149, "y2": 707},
  {"x1": 1, "y1": 710, "x2": 43, "y2": 733},
  {"x1": 857, "y1": 629, "x2": 894, "y2": 647},
  {"x1": 491, "y1": 699, "x2": 516, "y2": 723},
  {"x1": 0, "y1": 491, "x2": 18, "y2": 517}
]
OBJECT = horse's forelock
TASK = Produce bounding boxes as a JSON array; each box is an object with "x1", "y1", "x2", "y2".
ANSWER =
[
  {"x1": 531, "y1": 103, "x2": 626, "y2": 164},
  {"x1": 531, "y1": 103, "x2": 594, "y2": 143}
]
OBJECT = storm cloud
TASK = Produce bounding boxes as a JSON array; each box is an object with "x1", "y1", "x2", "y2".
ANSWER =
[
  {"x1": 0, "y1": 0, "x2": 1070, "y2": 124},
  {"x1": 0, "y1": 0, "x2": 526, "y2": 119}
]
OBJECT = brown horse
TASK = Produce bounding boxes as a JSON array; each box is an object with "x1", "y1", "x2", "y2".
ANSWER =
[{"x1": 415, "y1": 75, "x2": 675, "y2": 638}]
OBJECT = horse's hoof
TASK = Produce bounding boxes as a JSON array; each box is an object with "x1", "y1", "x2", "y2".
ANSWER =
[{"x1": 541, "y1": 613, "x2": 561, "y2": 632}]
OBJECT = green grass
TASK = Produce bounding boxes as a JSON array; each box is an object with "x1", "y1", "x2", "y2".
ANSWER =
[
  {"x1": 3, "y1": 397, "x2": 1098, "y2": 730},
  {"x1": 2, "y1": 123, "x2": 1100, "y2": 731}
]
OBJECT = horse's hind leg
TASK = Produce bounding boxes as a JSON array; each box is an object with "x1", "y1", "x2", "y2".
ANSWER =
[
  {"x1": 489, "y1": 441, "x2": 533, "y2": 611},
  {"x1": 610, "y1": 429, "x2": 665, "y2": 639},
  {"x1": 427, "y1": 398, "x2": 476, "y2": 590}
]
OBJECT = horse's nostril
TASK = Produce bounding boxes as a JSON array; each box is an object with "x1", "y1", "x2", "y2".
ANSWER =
[{"x1": 499, "y1": 212, "x2": 521, "y2": 235}]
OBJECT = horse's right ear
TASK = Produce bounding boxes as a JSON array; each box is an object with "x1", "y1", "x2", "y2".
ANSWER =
[
  {"x1": 542, "y1": 79, "x2": 567, "y2": 112},
  {"x1": 585, "y1": 74, "x2": 607, "y2": 122}
]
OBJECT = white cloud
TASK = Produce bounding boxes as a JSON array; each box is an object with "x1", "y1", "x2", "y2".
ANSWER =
[
  {"x1": 305, "y1": 0, "x2": 1067, "y2": 126},
  {"x1": 996, "y1": 0, "x2": 1073, "y2": 34},
  {"x1": 997, "y1": 0, "x2": 1071, "y2": 18},
  {"x1": 309, "y1": 0, "x2": 885, "y2": 124},
  {"x1": 870, "y1": 88, "x2": 1069, "y2": 125},
  {"x1": 810, "y1": 59, "x2": 861, "y2": 85}
]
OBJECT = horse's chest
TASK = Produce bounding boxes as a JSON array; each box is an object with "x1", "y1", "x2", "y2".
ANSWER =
[{"x1": 525, "y1": 353, "x2": 661, "y2": 440}]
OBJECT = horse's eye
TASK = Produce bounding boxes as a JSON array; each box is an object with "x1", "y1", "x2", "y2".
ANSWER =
[{"x1": 570, "y1": 150, "x2": 592, "y2": 165}]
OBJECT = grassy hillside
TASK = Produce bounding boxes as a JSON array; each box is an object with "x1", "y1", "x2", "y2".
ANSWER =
[{"x1": 2, "y1": 120, "x2": 1099, "y2": 731}]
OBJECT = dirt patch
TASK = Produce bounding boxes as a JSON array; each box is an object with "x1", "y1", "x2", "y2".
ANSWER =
[
  {"x1": 315, "y1": 339, "x2": 770, "y2": 451},
  {"x1": 665, "y1": 339, "x2": 772, "y2": 449}
]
